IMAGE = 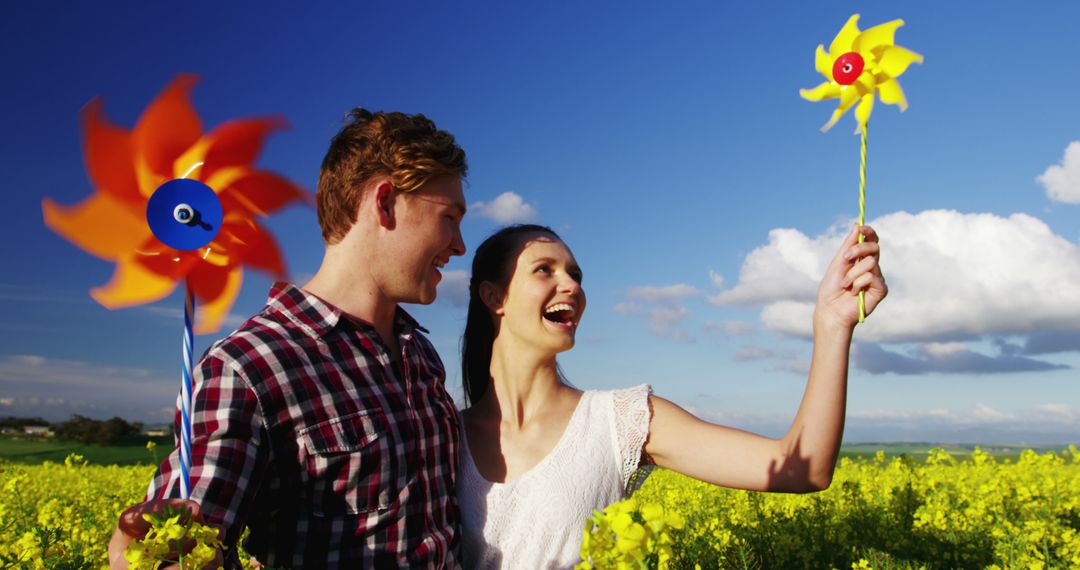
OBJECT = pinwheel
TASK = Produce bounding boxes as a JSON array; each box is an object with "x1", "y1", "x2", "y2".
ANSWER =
[
  {"x1": 42, "y1": 74, "x2": 308, "y2": 496},
  {"x1": 799, "y1": 14, "x2": 922, "y2": 321},
  {"x1": 43, "y1": 74, "x2": 308, "y2": 333}
]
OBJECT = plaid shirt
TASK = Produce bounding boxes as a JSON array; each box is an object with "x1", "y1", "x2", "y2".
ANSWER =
[{"x1": 148, "y1": 282, "x2": 461, "y2": 568}]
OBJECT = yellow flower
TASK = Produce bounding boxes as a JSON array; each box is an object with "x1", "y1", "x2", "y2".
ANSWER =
[{"x1": 614, "y1": 521, "x2": 646, "y2": 554}]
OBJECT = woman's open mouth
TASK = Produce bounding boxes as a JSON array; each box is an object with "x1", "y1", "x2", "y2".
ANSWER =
[{"x1": 543, "y1": 303, "x2": 577, "y2": 330}]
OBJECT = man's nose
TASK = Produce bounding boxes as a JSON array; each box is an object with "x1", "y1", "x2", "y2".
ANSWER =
[{"x1": 450, "y1": 227, "x2": 466, "y2": 257}]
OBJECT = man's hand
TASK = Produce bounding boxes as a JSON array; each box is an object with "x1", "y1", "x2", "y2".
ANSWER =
[{"x1": 107, "y1": 498, "x2": 218, "y2": 569}]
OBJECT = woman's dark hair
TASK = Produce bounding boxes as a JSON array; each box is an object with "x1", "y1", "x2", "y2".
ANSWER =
[{"x1": 461, "y1": 224, "x2": 561, "y2": 405}]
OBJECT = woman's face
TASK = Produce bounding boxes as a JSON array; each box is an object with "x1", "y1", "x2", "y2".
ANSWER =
[{"x1": 491, "y1": 234, "x2": 586, "y2": 354}]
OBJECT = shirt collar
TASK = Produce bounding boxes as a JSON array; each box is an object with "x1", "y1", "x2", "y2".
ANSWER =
[{"x1": 266, "y1": 282, "x2": 428, "y2": 338}]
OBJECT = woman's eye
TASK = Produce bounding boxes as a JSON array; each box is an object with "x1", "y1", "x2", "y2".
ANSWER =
[{"x1": 535, "y1": 265, "x2": 550, "y2": 274}]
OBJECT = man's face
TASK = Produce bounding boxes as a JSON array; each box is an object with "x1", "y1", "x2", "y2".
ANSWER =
[{"x1": 386, "y1": 175, "x2": 467, "y2": 305}]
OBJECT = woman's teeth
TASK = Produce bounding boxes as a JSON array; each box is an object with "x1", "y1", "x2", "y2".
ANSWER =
[{"x1": 544, "y1": 303, "x2": 576, "y2": 324}]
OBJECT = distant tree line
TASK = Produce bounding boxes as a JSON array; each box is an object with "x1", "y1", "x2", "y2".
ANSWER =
[
  {"x1": 0, "y1": 416, "x2": 50, "y2": 430},
  {"x1": 2, "y1": 415, "x2": 151, "y2": 445}
]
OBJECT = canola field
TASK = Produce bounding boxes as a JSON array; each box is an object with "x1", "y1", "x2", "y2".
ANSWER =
[{"x1": 2, "y1": 448, "x2": 1078, "y2": 569}]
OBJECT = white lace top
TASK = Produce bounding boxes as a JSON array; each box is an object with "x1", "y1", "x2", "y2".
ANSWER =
[{"x1": 457, "y1": 385, "x2": 652, "y2": 570}]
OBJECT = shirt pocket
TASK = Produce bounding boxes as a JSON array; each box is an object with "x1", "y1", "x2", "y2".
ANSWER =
[{"x1": 299, "y1": 409, "x2": 398, "y2": 516}]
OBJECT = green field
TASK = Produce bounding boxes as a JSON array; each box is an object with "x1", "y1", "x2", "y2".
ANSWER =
[{"x1": 0, "y1": 434, "x2": 173, "y2": 466}]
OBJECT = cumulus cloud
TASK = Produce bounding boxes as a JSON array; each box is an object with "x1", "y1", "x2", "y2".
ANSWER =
[
  {"x1": 626, "y1": 284, "x2": 701, "y2": 303},
  {"x1": 0, "y1": 355, "x2": 176, "y2": 421},
  {"x1": 646, "y1": 305, "x2": 690, "y2": 339},
  {"x1": 709, "y1": 227, "x2": 825, "y2": 306},
  {"x1": 853, "y1": 343, "x2": 1068, "y2": 375},
  {"x1": 701, "y1": 320, "x2": 755, "y2": 338},
  {"x1": 437, "y1": 269, "x2": 470, "y2": 307},
  {"x1": 734, "y1": 346, "x2": 775, "y2": 361},
  {"x1": 1037, "y1": 141, "x2": 1080, "y2": 204},
  {"x1": 619, "y1": 284, "x2": 701, "y2": 340},
  {"x1": 470, "y1": 192, "x2": 538, "y2": 224},
  {"x1": 712, "y1": 210, "x2": 1080, "y2": 344}
]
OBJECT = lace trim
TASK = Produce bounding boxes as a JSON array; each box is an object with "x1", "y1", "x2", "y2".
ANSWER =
[{"x1": 611, "y1": 384, "x2": 653, "y2": 489}]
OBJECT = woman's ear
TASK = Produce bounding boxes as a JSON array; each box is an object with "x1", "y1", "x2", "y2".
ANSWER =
[
  {"x1": 479, "y1": 281, "x2": 506, "y2": 316},
  {"x1": 372, "y1": 180, "x2": 396, "y2": 229}
]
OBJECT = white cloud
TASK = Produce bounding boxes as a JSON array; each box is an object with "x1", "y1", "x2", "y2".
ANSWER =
[
  {"x1": 709, "y1": 227, "x2": 826, "y2": 306},
  {"x1": 848, "y1": 404, "x2": 1018, "y2": 424},
  {"x1": 841, "y1": 403, "x2": 1080, "y2": 443},
  {"x1": 619, "y1": 284, "x2": 701, "y2": 340},
  {"x1": 1033, "y1": 403, "x2": 1080, "y2": 422},
  {"x1": 702, "y1": 319, "x2": 755, "y2": 338},
  {"x1": 735, "y1": 346, "x2": 774, "y2": 361},
  {"x1": 853, "y1": 342, "x2": 1068, "y2": 375},
  {"x1": 713, "y1": 210, "x2": 1080, "y2": 343},
  {"x1": 681, "y1": 400, "x2": 1079, "y2": 444},
  {"x1": 1037, "y1": 141, "x2": 1080, "y2": 204},
  {"x1": 647, "y1": 305, "x2": 690, "y2": 338},
  {"x1": 847, "y1": 402, "x2": 1080, "y2": 427},
  {"x1": 626, "y1": 284, "x2": 701, "y2": 303},
  {"x1": 921, "y1": 342, "x2": 970, "y2": 358},
  {"x1": 470, "y1": 192, "x2": 538, "y2": 224},
  {"x1": 437, "y1": 269, "x2": 470, "y2": 308},
  {"x1": 0, "y1": 355, "x2": 176, "y2": 422}
]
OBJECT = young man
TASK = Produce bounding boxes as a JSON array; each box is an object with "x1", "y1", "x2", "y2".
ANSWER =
[{"x1": 108, "y1": 109, "x2": 469, "y2": 568}]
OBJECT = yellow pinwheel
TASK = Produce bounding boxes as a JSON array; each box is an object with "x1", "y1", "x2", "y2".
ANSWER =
[{"x1": 800, "y1": 14, "x2": 923, "y2": 133}]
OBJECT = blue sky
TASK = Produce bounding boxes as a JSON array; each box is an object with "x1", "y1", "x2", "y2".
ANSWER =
[{"x1": 3, "y1": 2, "x2": 1078, "y2": 444}]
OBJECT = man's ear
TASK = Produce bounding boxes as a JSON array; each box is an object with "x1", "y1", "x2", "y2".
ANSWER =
[
  {"x1": 372, "y1": 180, "x2": 396, "y2": 229},
  {"x1": 479, "y1": 281, "x2": 506, "y2": 316}
]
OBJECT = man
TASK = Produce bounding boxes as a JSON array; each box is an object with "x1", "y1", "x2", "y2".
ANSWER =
[{"x1": 108, "y1": 109, "x2": 469, "y2": 568}]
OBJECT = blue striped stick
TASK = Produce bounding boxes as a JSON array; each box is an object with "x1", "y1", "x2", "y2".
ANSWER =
[{"x1": 180, "y1": 283, "x2": 194, "y2": 498}]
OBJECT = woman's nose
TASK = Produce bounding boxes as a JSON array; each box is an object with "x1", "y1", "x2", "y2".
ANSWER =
[{"x1": 558, "y1": 275, "x2": 582, "y2": 294}]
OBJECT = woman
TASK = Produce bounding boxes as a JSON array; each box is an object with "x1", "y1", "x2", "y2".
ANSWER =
[{"x1": 457, "y1": 224, "x2": 886, "y2": 568}]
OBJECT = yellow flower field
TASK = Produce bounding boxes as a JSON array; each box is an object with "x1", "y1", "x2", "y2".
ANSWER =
[
  {"x1": 581, "y1": 447, "x2": 1080, "y2": 569},
  {"x1": 1, "y1": 448, "x2": 1078, "y2": 569}
]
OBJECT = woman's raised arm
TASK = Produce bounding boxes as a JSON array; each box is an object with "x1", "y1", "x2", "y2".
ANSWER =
[{"x1": 644, "y1": 225, "x2": 887, "y2": 493}]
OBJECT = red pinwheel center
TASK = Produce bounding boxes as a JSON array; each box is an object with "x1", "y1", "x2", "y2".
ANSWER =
[{"x1": 832, "y1": 52, "x2": 865, "y2": 85}]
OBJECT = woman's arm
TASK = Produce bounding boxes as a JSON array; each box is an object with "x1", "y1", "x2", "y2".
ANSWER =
[{"x1": 644, "y1": 225, "x2": 887, "y2": 493}]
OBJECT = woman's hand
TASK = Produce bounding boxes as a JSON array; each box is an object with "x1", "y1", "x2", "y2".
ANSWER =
[{"x1": 815, "y1": 225, "x2": 887, "y2": 330}]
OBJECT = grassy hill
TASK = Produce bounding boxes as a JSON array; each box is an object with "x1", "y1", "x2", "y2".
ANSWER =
[{"x1": 0, "y1": 434, "x2": 173, "y2": 466}]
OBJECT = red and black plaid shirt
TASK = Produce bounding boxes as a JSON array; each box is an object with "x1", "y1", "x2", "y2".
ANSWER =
[{"x1": 148, "y1": 282, "x2": 461, "y2": 568}]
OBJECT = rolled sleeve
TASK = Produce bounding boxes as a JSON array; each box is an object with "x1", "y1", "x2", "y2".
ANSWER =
[{"x1": 147, "y1": 354, "x2": 268, "y2": 546}]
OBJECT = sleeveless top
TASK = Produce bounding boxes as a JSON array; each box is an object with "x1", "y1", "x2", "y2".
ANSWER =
[{"x1": 457, "y1": 385, "x2": 652, "y2": 569}]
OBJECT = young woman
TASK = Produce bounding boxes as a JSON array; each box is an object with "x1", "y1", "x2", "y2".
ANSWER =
[{"x1": 457, "y1": 224, "x2": 887, "y2": 569}]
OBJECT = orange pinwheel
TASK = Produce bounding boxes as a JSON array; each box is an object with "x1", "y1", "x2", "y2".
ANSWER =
[{"x1": 43, "y1": 74, "x2": 309, "y2": 333}]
